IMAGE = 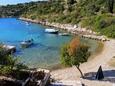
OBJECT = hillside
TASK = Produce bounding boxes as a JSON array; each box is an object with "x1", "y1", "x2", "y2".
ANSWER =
[{"x1": 0, "y1": 0, "x2": 115, "y2": 38}]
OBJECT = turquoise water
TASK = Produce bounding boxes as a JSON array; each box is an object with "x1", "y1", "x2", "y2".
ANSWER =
[{"x1": 0, "y1": 18, "x2": 98, "y2": 68}]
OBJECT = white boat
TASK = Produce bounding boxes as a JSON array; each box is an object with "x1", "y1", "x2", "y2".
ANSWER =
[
  {"x1": 21, "y1": 39, "x2": 33, "y2": 48},
  {"x1": 45, "y1": 28, "x2": 58, "y2": 34},
  {"x1": 59, "y1": 33, "x2": 69, "y2": 36}
]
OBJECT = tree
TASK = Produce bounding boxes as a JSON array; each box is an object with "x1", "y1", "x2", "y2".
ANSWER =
[
  {"x1": 107, "y1": 0, "x2": 114, "y2": 13},
  {"x1": 69, "y1": 37, "x2": 80, "y2": 56},
  {"x1": 60, "y1": 38, "x2": 90, "y2": 78},
  {"x1": 71, "y1": 44, "x2": 90, "y2": 78},
  {"x1": 60, "y1": 44, "x2": 71, "y2": 66}
]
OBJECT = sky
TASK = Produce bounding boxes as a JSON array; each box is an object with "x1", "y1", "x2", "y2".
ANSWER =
[{"x1": 0, "y1": 0, "x2": 46, "y2": 5}]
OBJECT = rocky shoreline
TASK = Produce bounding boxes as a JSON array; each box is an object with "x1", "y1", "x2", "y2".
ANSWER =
[{"x1": 19, "y1": 17, "x2": 109, "y2": 41}]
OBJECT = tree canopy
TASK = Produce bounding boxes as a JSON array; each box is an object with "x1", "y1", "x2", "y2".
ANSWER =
[{"x1": 60, "y1": 38, "x2": 90, "y2": 77}]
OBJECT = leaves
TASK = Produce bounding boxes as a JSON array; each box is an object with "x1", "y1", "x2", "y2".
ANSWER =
[
  {"x1": 69, "y1": 37, "x2": 80, "y2": 56},
  {"x1": 60, "y1": 38, "x2": 90, "y2": 67}
]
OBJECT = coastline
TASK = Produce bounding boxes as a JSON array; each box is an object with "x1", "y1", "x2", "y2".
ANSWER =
[
  {"x1": 19, "y1": 18, "x2": 115, "y2": 85},
  {"x1": 51, "y1": 39, "x2": 115, "y2": 86},
  {"x1": 19, "y1": 17, "x2": 108, "y2": 42},
  {"x1": 19, "y1": 17, "x2": 106, "y2": 69}
]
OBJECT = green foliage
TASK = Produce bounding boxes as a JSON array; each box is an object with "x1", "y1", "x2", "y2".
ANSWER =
[
  {"x1": 0, "y1": 66, "x2": 12, "y2": 75},
  {"x1": 71, "y1": 44, "x2": 90, "y2": 66},
  {"x1": 60, "y1": 40, "x2": 90, "y2": 77},
  {"x1": 0, "y1": 0, "x2": 115, "y2": 38},
  {"x1": 101, "y1": 24, "x2": 115, "y2": 38},
  {"x1": 60, "y1": 44, "x2": 71, "y2": 66},
  {"x1": 60, "y1": 42, "x2": 90, "y2": 67},
  {"x1": 81, "y1": 14, "x2": 115, "y2": 38},
  {"x1": 0, "y1": 47, "x2": 28, "y2": 76}
]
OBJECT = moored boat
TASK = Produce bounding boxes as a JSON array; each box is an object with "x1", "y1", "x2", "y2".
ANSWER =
[
  {"x1": 58, "y1": 33, "x2": 69, "y2": 36},
  {"x1": 45, "y1": 28, "x2": 58, "y2": 34},
  {"x1": 21, "y1": 39, "x2": 33, "y2": 48}
]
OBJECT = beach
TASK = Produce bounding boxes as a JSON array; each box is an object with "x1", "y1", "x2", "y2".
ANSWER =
[
  {"x1": 51, "y1": 39, "x2": 115, "y2": 86},
  {"x1": 19, "y1": 17, "x2": 115, "y2": 85}
]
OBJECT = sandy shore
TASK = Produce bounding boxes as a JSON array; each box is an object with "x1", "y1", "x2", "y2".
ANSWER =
[
  {"x1": 19, "y1": 17, "x2": 115, "y2": 85},
  {"x1": 51, "y1": 39, "x2": 115, "y2": 86}
]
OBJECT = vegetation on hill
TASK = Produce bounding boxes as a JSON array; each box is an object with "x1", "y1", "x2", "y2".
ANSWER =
[{"x1": 0, "y1": 0, "x2": 115, "y2": 38}]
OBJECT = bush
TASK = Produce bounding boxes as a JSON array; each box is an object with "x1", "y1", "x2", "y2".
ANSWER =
[
  {"x1": 60, "y1": 44, "x2": 71, "y2": 66},
  {"x1": 0, "y1": 66, "x2": 12, "y2": 75}
]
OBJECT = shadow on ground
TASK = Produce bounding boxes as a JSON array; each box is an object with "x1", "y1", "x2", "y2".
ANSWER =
[{"x1": 84, "y1": 70, "x2": 115, "y2": 83}]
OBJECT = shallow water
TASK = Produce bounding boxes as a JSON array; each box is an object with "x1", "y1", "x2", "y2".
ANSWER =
[{"x1": 0, "y1": 18, "x2": 99, "y2": 68}]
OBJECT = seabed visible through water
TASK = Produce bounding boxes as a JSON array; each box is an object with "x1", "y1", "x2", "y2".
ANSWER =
[{"x1": 0, "y1": 18, "x2": 99, "y2": 68}]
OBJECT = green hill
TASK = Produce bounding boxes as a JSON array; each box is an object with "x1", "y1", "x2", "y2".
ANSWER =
[{"x1": 0, "y1": 0, "x2": 115, "y2": 38}]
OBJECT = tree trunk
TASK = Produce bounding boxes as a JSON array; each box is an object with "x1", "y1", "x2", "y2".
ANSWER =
[{"x1": 76, "y1": 66, "x2": 84, "y2": 78}]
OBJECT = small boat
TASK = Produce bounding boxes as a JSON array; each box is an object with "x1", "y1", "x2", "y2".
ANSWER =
[
  {"x1": 21, "y1": 39, "x2": 33, "y2": 48},
  {"x1": 45, "y1": 28, "x2": 58, "y2": 34},
  {"x1": 58, "y1": 33, "x2": 69, "y2": 36}
]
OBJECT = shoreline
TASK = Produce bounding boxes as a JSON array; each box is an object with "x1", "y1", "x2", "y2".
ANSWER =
[
  {"x1": 19, "y1": 17, "x2": 109, "y2": 42},
  {"x1": 19, "y1": 17, "x2": 106, "y2": 70},
  {"x1": 0, "y1": 17, "x2": 114, "y2": 85},
  {"x1": 51, "y1": 39, "x2": 115, "y2": 86},
  {"x1": 19, "y1": 18, "x2": 115, "y2": 85},
  {"x1": 19, "y1": 17, "x2": 106, "y2": 66}
]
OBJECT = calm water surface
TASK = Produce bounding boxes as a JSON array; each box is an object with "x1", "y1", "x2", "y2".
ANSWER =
[{"x1": 0, "y1": 18, "x2": 99, "y2": 68}]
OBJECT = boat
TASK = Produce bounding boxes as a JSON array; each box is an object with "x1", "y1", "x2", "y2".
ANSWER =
[
  {"x1": 45, "y1": 28, "x2": 58, "y2": 34},
  {"x1": 58, "y1": 33, "x2": 69, "y2": 36},
  {"x1": 21, "y1": 39, "x2": 33, "y2": 48}
]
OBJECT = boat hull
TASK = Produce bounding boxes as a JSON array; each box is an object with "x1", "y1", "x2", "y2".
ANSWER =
[{"x1": 45, "y1": 29, "x2": 58, "y2": 34}]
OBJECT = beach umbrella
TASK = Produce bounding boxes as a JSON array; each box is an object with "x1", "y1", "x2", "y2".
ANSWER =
[{"x1": 95, "y1": 66, "x2": 104, "y2": 80}]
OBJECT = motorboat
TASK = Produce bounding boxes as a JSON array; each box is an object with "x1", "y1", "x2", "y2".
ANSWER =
[
  {"x1": 45, "y1": 28, "x2": 58, "y2": 34},
  {"x1": 21, "y1": 39, "x2": 33, "y2": 48}
]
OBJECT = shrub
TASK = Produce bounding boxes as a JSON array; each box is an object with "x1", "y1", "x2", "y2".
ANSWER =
[{"x1": 60, "y1": 38, "x2": 90, "y2": 77}]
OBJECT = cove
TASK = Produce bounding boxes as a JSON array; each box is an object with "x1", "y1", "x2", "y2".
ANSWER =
[{"x1": 0, "y1": 18, "x2": 99, "y2": 68}]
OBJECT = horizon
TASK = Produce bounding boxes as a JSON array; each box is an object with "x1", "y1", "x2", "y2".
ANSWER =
[{"x1": 0, "y1": 0, "x2": 47, "y2": 6}]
